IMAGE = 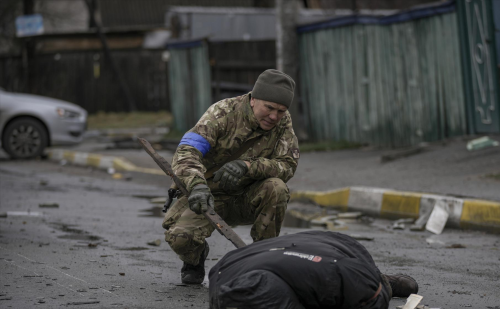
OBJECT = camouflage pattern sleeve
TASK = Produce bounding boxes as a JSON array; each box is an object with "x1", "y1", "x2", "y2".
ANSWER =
[
  {"x1": 172, "y1": 146, "x2": 207, "y2": 192},
  {"x1": 247, "y1": 119, "x2": 299, "y2": 183},
  {"x1": 172, "y1": 103, "x2": 228, "y2": 192}
]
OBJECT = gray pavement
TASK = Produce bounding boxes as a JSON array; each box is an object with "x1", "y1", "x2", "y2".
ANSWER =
[
  {"x1": 57, "y1": 136, "x2": 500, "y2": 201},
  {"x1": 1, "y1": 159, "x2": 499, "y2": 308}
]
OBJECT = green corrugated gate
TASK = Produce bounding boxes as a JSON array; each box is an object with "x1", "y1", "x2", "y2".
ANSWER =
[
  {"x1": 457, "y1": 0, "x2": 500, "y2": 133},
  {"x1": 167, "y1": 40, "x2": 212, "y2": 133},
  {"x1": 298, "y1": 4, "x2": 468, "y2": 148}
]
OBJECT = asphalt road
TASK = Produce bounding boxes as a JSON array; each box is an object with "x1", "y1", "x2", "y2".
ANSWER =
[
  {"x1": 61, "y1": 137, "x2": 500, "y2": 202},
  {"x1": 0, "y1": 158, "x2": 499, "y2": 308}
]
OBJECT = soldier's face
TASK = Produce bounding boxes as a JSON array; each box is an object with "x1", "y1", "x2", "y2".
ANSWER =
[{"x1": 250, "y1": 98, "x2": 288, "y2": 130}]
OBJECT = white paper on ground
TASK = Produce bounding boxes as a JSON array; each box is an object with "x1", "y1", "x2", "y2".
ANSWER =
[
  {"x1": 402, "y1": 294, "x2": 423, "y2": 309},
  {"x1": 425, "y1": 201, "x2": 449, "y2": 234}
]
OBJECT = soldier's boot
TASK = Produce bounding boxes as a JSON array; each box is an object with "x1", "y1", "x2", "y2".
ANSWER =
[
  {"x1": 383, "y1": 274, "x2": 418, "y2": 298},
  {"x1": 181, "y1": 242, "x2": 209, "y2": 284}
]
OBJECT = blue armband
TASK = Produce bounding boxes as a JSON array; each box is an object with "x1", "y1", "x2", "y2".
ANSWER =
[{"x1": 178, "y1": 132, "x2": 211, "y2": 157}]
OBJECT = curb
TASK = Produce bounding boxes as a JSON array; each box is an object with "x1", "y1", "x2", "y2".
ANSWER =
[
  {"x1": 47, "y1": 149, "x2": 164, "y2": 175},
  {"x1": 290, "y1": 187, "x2": 500, "y2": 233}
]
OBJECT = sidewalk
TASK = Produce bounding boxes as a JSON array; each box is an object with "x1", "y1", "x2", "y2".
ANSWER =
[{"x1": 47, "y1": 136, "x2": 500, "y2": 232}]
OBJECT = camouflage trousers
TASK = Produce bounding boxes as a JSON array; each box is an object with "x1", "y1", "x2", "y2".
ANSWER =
[{"x1": 162, "y1": 178, "x2": 289, "y2": 265}]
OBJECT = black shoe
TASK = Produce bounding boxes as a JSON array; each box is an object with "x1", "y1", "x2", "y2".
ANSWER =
[
  {"x1": 384, "y1": 274, "x2": 418, "y2": 298},
  {"x1": 181, "y1": 242, "x2": 210, "y2": 284}
]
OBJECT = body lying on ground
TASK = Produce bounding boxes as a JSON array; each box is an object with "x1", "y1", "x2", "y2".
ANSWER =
[{"x1": 209, "y1": 230, "x2": 418, "y2": 309}]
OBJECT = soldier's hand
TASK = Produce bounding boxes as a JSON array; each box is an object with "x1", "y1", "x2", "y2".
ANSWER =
[
  {"x1": 188, "y1": 184, "x2": 214, "y2": 215},
  {"x1": 213, "y1": 160, "x2": 249, "y2": 191}
]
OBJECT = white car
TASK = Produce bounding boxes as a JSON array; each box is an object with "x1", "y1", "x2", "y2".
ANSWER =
[{"x1": 0, "y1": 88, "x2": 87, "y2": 159}]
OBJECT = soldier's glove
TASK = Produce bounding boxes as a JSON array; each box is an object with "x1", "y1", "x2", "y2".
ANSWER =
[
  {"x1": 213, "y1": 160, "x2": 249, "y2": 191},
  {"x1": 188, "y1": 184, "x2": 214, "y2": 215}
]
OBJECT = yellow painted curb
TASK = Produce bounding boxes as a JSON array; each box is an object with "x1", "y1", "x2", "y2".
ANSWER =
[
  {"x1": 86, "y1": 154, "x2": 102, "y2": 167},
  {"x1": 290, "y1": 188, "x2": 350, "y2": 211},
  {"x1": 381, "y1": 191, "x2": 421, "y2": 219},
  {"x1": 461, "y1": 199, "x2": 500, "y2": 229},
  {"x1": 290, "y1": 188, "x2": 500, "y2": 232}
]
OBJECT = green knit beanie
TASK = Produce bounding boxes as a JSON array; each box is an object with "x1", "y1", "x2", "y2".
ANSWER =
[{"x1": 252, "y1": 69, "x2": 295, "y2": 108}]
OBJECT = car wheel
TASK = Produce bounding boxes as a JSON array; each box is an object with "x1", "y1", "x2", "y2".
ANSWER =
[{"x1": 2, "y1": 117, "x2": 48, "y2": 159}]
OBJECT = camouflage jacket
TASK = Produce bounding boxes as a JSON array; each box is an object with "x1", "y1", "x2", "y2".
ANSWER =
[{"x1": 172, "y1": 93, "x2": 299, "y2": 195}]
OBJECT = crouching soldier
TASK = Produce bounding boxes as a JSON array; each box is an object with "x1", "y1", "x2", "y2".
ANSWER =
[
  {"x1": 209, "y1": 230, "x2": 419, "y2": 309},
  {"x1": 162, "y1": 69, "x2": 300, "y2": 284}
]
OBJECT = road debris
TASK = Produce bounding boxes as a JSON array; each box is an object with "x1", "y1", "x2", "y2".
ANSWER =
[
  {"x1": 446, "y1": 244, "x2": 466, "y2": 249},
  {"x1": 88, "y1": 243, "x2": 98, "y2": 248},
  {"x1": 112, "y1": 173, "x2": 123, "y2": 180},
  {"x1": 0, "y1": 213, "x2": 6, "y2": 218},
  {"x1": 147, "y1": 239, "x2": 162, "y2": 246},
  {"x1": 39, "y1": 203, "x2": 59, "y2": 208},
  {"x1": 380, "y1": 144, "x2": 427, "y2": 163},
  {"x1": 346, "y1": 234, "x2": 374, "y2": 241},
  {"x1": 426, "y1": 202, "x2": 449, "y2": 234},
  {"x1": 119, "y1": 272, "x2": 125, "y2": 276},
  {"x1": 393, "y1": 222, "x2": 406, "y2": 230},
  {"x1": 39, "y1": 179, "x2": 49, "y2": 186},
  {"x1": 67, "y1": 301, "x2": 100, "y2": 305},
  {"x1": 325, "y1": 220, "x2": 348, "y2": 231},
  {"x1": 426, "y1": 236, "x2": 446, "y2": 246},
  {"x1": 337, "y1": 212, "x2": 362, "y2": 219},
  {"x1": 6, "y1": 211, "x2": 42, "y2": 217},
  {"x1": 466, "y1": 136, "x2": 499, "y2": 151},
  {"x1": 402, "y1": 294, "x2": 423, "y2": 309},
  {"x1": 310, "y1": 215, "x2": 338, "y2": 227},
  {"x1": 410, "y1": 207, "x2": 433, "y2": 231}
]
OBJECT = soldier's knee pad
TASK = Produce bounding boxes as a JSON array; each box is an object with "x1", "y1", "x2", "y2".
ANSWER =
[
  {"x1": 261, "y1": 178, "x2": 289, "y2": 200},
  {"x1": 165, "y1": 229, "x2": 198, "y2": 253}
]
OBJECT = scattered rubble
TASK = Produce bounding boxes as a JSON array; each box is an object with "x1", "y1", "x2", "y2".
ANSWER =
[
  {"x1": 466, "y1": 136, "x2": 499, "y2": 151},
  {"x1": 380, "y1": 144, "x2": 427, "y2": 163},
  {"x1": 66, "y1": 301, "x2": 100, "y2": 305},
  {"x1": 39, "y1": 203, "x2": 59, "y2": 208},
  {"x1": 6, "y1": 211, "x2": 42, "y2": 217},
  {"x1": 147, "y1": 239, "x2": 162, "y2": 246},
  {"x1": 410, "y1": 207, "x2": 433, "y2": 231},
  {"x1": 346, "y1": 234, "x2": 374, "y2": 241},
  {"x1": 337, "y1": 212, "x2": 362, "y2": 219},
  {"x1": 446, "y1": 244, "x2": 466, "y2": 249},
  {"x1": 392, "y1": 218, "x2": 415, "y2": 230}
]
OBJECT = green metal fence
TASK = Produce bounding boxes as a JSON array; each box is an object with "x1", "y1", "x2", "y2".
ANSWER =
[
  {"x1": 167, "y1": 40, "x2": 212, "y2": 133},
  {"x1": 298, "y1": 10, "x2": 466, "y2": 148}
]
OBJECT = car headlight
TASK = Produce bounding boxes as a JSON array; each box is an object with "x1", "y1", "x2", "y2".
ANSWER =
[{"x1": 56, "y1": 108, "x2": 81, "y2": 118}]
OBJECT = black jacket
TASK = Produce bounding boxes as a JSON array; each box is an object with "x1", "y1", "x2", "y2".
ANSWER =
[{"x1": 209, "y1": 230, "x2": 390, "y2": 309}]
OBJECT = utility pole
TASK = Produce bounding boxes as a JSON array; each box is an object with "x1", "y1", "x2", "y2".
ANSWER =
[
  {"x1": 85, "y1": 0, "x2": 137, "y2": 111},
  {"x1": 276, "y1": 0, "x2": 307, "y2": 140},
  {"x1": 23, "y1": 0, "x2": 35, "y2": 93}
]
